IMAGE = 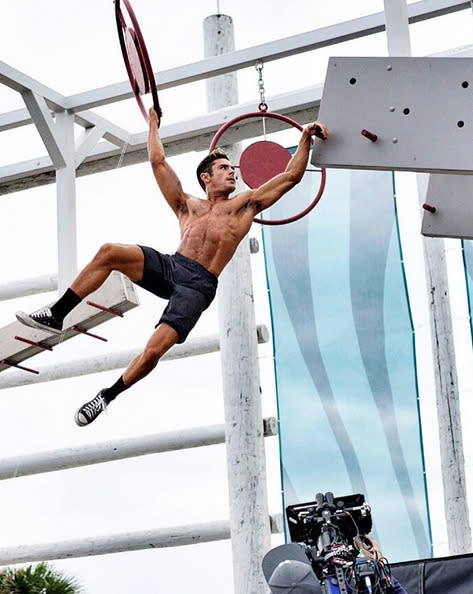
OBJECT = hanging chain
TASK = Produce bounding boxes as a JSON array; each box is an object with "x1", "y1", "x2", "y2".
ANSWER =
[{"x1": 255, "y1": 60, "x2": 268, "y2": 112}]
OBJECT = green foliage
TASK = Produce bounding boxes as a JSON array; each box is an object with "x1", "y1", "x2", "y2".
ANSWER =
[{"x1": 0, "y1": 562, "x2": 82, "y2": 594}]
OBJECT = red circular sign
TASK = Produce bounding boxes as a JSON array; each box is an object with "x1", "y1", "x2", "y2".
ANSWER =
[{"x1": 240, "y1": 141, "x2": 292, "y2": 189}]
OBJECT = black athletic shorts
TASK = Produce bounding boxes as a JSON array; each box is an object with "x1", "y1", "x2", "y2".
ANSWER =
[{"x1": 135, "y1": 246, "x2": 218, "y2": 343}]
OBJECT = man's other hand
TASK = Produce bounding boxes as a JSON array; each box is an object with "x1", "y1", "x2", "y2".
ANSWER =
[{"x1": 306, "y1": 121, "x2": 328, "y2": 140}]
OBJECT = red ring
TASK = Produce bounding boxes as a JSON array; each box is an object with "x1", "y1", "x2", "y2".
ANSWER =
[
  {"x1": 115, "y1": 0, "x2": 162, "y2": 123},
  {"x1": 209, "y1": 111, "x2": 326, "y2": 225}
]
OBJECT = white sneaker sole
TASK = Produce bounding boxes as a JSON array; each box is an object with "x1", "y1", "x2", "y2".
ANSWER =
[
  {"x1": 74, "y1": 411, "x2": 89, "y2": 427},
  {"x1": 15, "y1": 311, "x2": 62, "y2": 335}
]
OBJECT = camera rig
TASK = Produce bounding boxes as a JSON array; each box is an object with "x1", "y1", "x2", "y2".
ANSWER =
[{"x1": 284, "y1": 492, "x2": 395, "y2": 594}]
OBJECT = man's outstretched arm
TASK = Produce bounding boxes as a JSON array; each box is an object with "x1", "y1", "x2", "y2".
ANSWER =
[
  {"x1": 247, "y1": 121, "x2": 328, "y2": 214},
  {"x1": 148, "y1": 107, "x2": 188, "y2": 216}
]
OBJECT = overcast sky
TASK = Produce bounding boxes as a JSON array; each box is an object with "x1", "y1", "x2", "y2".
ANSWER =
[{"x1": 2, "y1": 1, "x2": 473, "y2": 593}]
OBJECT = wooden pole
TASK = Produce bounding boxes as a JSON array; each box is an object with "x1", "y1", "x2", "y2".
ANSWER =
[
  {"x1": 204, "y1": 14, "x2": 272, "y2": 594},
  {"x1": 0, "y1": 516, "x2": 283, "y2": 566},
  {"x1": 0, "y1": 521, "x2": 233, "y2": 565},
  {"x1": 418, "y1": 177, "x2": 472, "y2": 554},
  {"x1": 0, "y1": 417, "x2": 278, "y2": 480}
]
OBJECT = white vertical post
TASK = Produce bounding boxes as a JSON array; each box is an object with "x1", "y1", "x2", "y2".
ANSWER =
[
  {"x1": 384, "y1": 0, "x2": 471, "y2": 554},
  {"x1": 204, "y1": 14, "x2": 271, "y2": 594},
  {"x1": 55, "y1": 110, "x2": 78, "y2": 294},
  {"x1": 418, "y1": 178, "x2": 472, "y2": 554},
  {"x1": 383, "y1": 0, "x2": 411, "y2": 56}
]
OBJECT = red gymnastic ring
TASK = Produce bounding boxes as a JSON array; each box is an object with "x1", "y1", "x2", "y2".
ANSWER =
[
  {"x1": 209, "y1": 111, "x2": 326, "y2": 226},
  {"x1": 115, "y1": 0, "x2": 162, "y2": 123}
]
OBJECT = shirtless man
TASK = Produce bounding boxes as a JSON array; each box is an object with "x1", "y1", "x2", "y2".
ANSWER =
[{"x1": 16, "y1": 107, "x2": 328, "y2": 426}]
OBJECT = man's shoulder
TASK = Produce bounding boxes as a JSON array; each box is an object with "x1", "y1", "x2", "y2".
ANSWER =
[
  {"x1": 187, "y1": 194, "x2": 207, "y2": 203},
  {"x1": 229, "y1": 189, "x2": 253, "y2": 203}
]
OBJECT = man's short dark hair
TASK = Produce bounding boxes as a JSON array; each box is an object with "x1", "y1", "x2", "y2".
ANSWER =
[{"x1": 196, "y1": 148, "x2": 229, "y2": 191}]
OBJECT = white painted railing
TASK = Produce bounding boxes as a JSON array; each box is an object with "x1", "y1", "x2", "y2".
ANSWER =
[
  {"x1": 0, "y1": 417, "x2": 278, "y2": 480},
  {"x1": 0, "y1": 516, "x2": 283, "y2": 565}
]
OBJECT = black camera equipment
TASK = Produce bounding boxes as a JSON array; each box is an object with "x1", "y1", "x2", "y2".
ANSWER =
[{"x1": 263, "y1": 492, "x2": 398, "y2": 594}]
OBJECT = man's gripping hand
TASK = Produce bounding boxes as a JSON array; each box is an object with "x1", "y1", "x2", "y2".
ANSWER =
[
  {"x1": 306, "y1": 120, "x2": 329, "y2": 141},
  {"x1": 149, "y1": 107, "x2": 160, "y2": 127}
]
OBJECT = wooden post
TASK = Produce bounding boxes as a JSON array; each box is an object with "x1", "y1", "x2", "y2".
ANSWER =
[
  {"x1": 417, "y1": 177, "x2": 472, "y2": 554},
  {"x1": 203, "y1": 14, "x2": 272, "y2": 594}
]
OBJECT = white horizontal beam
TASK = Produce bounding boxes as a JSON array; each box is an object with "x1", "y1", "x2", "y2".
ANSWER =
[
  {"x1": 4, "y1": 34, "x2": 472, "y2": 194},
  {"x1": 0, "y1": 416, "x2": 277, "y2": 481},
  {"x1": 408, "y1": 0, "x2": 470, "y2": 20},
  {"x1": 0, "y1": 522, "x2": 231, "y2": 565},
  {"x1": 0, "y1": 325, "x2": 269, "y2": 389},
  {"x1": 0, "y1": 515, "x2": 282, "y2": 566},
  {"x1": 0, "y1": 0, "x2": 467, "y2": 132},
  {"x1": 63, "y1": 0, "x2": 470, "y2": 113},
  {"x1": 0, "y1": 107, "x2": 133, "y2": 143},
  {"x1": 0, "y1": 274, "x2": 57, "y2": 301},
  {"x1": 0, "y1": 86, "x2": 320, "y2": 195},
  {"x1": 0, "y1": 153, "x2": 55, "y2": 188},
  {"x1": 64, "y1": 14, "x2": 383, "y2": 111},
  {"x1": 0, "y1": 108, "x2": 31, "y2": 132}
]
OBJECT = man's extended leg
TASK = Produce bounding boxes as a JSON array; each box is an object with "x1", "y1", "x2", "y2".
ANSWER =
[
  {"x1": 16, "y1": 244, "x2": 145, "y2": 333},
  {"x1": 75, "y1": 323, "x2": 179, "y2": 426}
]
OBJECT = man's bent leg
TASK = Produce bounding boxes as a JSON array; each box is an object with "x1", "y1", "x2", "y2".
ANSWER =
[
  {"x1": 70, "y1": 243, "x2": 145, "y2": 298},
  {"x1": 75, "y1": 323, "x2": 179, "y2": 426},
  {"x1": 16, "y1": 244, "x2": 144, "y2": 334},
  {"x1": 122, "y1": 323, "x2": 179, "y2": 386}
]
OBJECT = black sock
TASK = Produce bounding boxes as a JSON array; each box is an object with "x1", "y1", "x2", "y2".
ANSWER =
[
  {"x1": 102, "y1": 376, "x2": 129, "y2": 404},
  {"x1": 50, "y1": 288, "x2": 82, "y2": 323}
]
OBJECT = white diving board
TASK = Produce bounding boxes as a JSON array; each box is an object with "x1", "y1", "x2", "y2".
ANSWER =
[{"x1": 0, "y1": 271, "x2": 139, "y2": 375}]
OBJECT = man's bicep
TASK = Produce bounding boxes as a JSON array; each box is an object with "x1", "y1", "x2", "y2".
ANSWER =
[
  {"x1": 249, "y1": 173, "x2": 295, "y2": 212},
  {"x1": 152, "y1": 161, "x2": 187, "y2": 213}
]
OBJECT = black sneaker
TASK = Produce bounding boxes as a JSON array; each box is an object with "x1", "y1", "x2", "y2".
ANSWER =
[
  {"x1": 75, "y1": 391, "x2": 107, "y2": 427},
  {"x1": 16, "y1": 307, "x2": 62, "y2": 334}
]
